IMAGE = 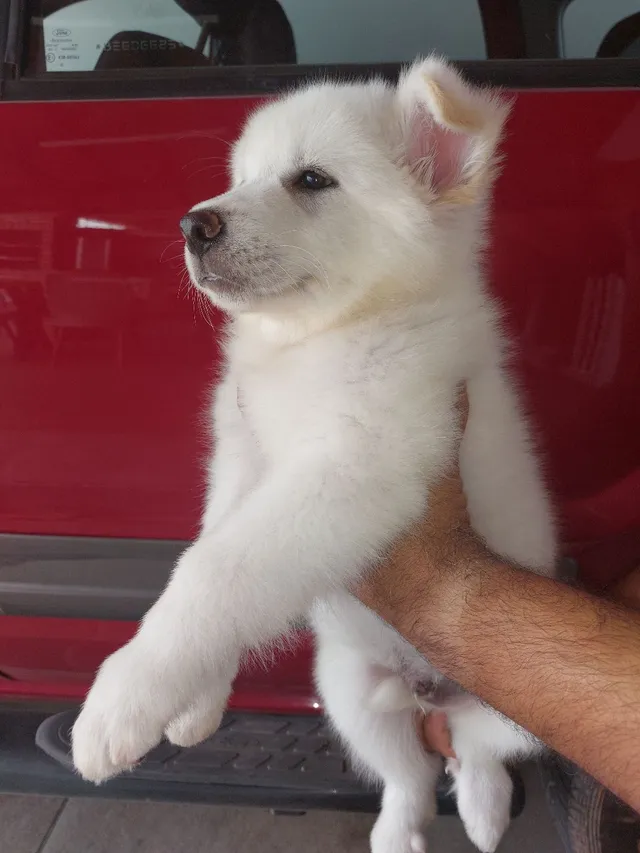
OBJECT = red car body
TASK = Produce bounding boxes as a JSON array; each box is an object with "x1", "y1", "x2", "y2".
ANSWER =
[{"x1": 0, "y1": 0, "x2": 639, "y2": 804}]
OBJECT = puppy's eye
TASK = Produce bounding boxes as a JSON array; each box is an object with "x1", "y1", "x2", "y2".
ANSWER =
[{"x1": 296, "y1": 170, "x2": 334, "y2": 190}]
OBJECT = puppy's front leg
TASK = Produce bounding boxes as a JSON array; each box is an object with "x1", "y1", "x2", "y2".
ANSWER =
[{"x1": 72, "y1": 448, "x2": 426, "y2": 783}]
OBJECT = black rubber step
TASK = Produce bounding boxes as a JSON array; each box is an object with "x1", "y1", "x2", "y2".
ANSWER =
[
  {"x1": 27, "y1": 707, "x2": 525, "y2": 816},
  {"x1": 38, "y1": 709, "x2": 367, "y2": 794}
]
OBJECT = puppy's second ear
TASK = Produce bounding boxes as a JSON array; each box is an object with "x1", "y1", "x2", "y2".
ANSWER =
[{"x1": 397, "y1": 56, "x2": 511, "y2": 202}]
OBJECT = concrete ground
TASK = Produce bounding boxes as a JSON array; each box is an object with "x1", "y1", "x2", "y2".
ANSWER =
[{"x1": 0, "y1": 763, "x2": 564, "y2": 853}]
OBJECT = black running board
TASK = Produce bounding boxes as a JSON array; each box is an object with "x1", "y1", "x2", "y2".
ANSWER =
[{"x1": 1, "y1": 706, "x2": 525, "y2": 816}]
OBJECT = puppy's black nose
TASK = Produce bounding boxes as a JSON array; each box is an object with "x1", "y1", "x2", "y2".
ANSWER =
[{"x1": 180, "y1": 210, "x2": 224, "y2": 256}]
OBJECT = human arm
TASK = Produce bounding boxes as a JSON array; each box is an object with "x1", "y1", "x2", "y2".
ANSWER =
[{"x1": 357, "y1": 469, "x2": 640, "y2": 812}]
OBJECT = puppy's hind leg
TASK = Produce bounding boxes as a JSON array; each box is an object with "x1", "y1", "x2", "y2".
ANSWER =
[
  {"x1": 447, "y1": 758, "x2": 512, "y2": 853},
  {"x1": 316, "y1": 642, "x2": 440, "y2": 853},
  {"x1": 448, "y1": 700, "x2": 540, "y2": 852}
]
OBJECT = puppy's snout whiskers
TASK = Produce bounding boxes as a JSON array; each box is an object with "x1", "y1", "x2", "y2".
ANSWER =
[
  {"x1": 195, "y1": 288, "x2": 216, "y2": 331},
  {"x1": 160, "y1": 239, "x2": 185, "y2": 264}
]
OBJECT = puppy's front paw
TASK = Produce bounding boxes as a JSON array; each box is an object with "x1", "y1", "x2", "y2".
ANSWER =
[
  {"x1": 72, "y1": 645, "x2": 169, "y2": 783},
  {"x1": 164, "y1": 692, "x2": 227, "y2": 748}
]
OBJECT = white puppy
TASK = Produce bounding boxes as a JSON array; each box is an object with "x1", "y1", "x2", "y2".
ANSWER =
[{"x1": 72, "y1": 57, "x2": 557, "y2": 853}]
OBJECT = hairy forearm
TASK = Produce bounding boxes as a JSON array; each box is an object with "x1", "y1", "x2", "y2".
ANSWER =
[{"x1": 362, "y1": 541, "x2": 640, "y2": 811}]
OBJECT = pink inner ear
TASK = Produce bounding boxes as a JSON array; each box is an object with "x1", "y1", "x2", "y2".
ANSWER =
[{"x1": 408, "y1": 111, "x2": 472, "y2": 194}]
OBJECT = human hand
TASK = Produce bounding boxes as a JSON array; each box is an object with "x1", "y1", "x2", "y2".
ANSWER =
[{"x1": 418, "y1": 711, "x2": 456, "y2": 759}]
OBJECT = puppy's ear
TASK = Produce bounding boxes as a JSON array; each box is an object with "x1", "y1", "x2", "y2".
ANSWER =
[{"x1": 397, "y1": 56, "x2": 511, "y2": 202}]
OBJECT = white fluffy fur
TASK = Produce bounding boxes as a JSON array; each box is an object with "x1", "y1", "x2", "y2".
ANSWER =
[{"x1": 72, "y1": 57, "x2": 556, "y2": 853}]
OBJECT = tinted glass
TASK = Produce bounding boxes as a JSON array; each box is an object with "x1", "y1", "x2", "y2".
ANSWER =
[
  {"x1": 26, "y1": 0, "x2": 487, "y2": 74},
  {"x1": 562, "y1": 0, "x2": 640, "y2": 57},
  {"x1": 24, "y1": 0, "x2": 640, "y2": 76}
]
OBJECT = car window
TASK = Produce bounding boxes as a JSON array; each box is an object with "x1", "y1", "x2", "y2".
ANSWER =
[
  {"x1": 16, "y1": 0, "x2": 640, "y2": 96},
  {"x1": 40, "y1": 0, "x2": 202, "y2": 72},
  {"x1": 28, "y1": 0, "x2": 298, "y2": 73},
  {"x1": 26, "y1": 0, "x2": 489, "y2": 75},
  {"x1": 561, "y1": 0, "x2": 640, "y2": 58},
  {"x1": 279, "y1": 0, "x2": 486, "y2": 65}
]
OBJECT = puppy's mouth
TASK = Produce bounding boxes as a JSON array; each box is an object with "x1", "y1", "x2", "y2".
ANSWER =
[
  {"x1": 185, "y1": 252, "x2": 244, "y2": 296},
  {"x1": 186, "y1": 249, "x2": 314, "y2": 303},
  {"x1": 200, "y1": 273, "x2": 224, "y2": 287},
  {"x1": 194, "y1": 271, "x2": 247, "y2": 300}
]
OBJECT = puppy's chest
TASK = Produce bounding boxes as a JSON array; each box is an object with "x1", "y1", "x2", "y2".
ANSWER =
[
  {"x1": 227, "y1": 323, "x2": 434, "y2": 459},
  {"x1": 233, "y1": 357, "x2": 342, "y2": 458}
]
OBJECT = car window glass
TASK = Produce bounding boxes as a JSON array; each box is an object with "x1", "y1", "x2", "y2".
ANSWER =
[
  {"x1": 26, "y1": 0, "x2": 487, "y2": 74},
  {"x1": 562, "y1": 0, "x2": 640, "y2": 58}
]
